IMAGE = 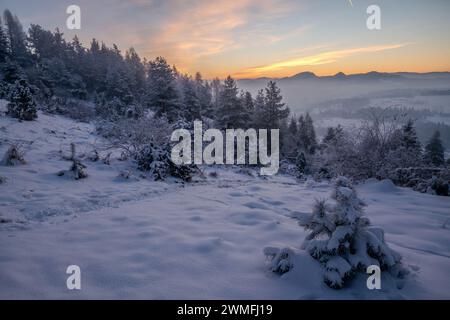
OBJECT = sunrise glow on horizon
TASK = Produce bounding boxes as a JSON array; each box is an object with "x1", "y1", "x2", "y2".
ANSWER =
[{"x1": 2, "y1": 0, "x2": 450, "y2": 79}]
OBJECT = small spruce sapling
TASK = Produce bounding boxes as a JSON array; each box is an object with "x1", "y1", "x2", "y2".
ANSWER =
[
  {"x1": 7, "y1": 79, "x2": 38, "y2": 121},
  {"x1": 299, "y1": 177, "x2": 403, "y2": 289}
]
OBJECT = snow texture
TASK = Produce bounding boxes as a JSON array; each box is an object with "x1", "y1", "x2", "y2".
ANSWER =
[{"x1": 0, "y1": 103, "x2": 449, "y2": 299}]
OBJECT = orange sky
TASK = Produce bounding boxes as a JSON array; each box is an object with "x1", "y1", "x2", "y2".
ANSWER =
[{"x1": 5, "y1": 0, "x2": 450, "y2": 79}]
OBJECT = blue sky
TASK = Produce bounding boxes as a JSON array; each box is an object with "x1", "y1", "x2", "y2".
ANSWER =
[{"x1": 1, "y1": 0, "x2": 449, "y2": 78}]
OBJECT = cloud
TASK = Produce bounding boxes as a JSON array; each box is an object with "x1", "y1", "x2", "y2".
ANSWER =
[
  {"x1": 143, "y1": 0, "x2": 300, "y2": 70},
  {"x1": 234, "y1": 43, "x2": 411, "y2": 78}
]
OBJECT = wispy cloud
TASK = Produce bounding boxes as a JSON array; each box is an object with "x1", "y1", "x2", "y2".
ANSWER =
[
  {"x1": 144, "y1": 0, "x2": 300, "y2": 70},
  {"x1": 234, "y1": 43, "x2": 411, "y2": 78}
]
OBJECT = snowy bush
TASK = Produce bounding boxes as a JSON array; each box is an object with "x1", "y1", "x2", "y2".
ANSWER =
[
  {"x1": 296, "y1": 177, "x2": 403, "y2": 289},
  {"x1": 136, "y1": 142, "x2": 197, "y2": 182},
  {"x1": 0, "y1": 175, "x2": 6, "y2": 184},
  {"x1": 390, "y1": 167, "x2": 450, "y2": 196},
  {"x1": 62, "y1": 99, "x2": 95, "y2": 122},
  {"x1": 96, "y1": 116, "x2": 172, "y2": 158},
  {"x1": 6, "y1": 79, "x2": 37, "y2": 121},
  {"x1": 264, "y1": 247, "x2": 295, "y2": 275},
  {"x1": 2, "y1": 144, "x2": 26, "y2": 166},
  {"x1": 95, "y1": 97, "x2": 126, "y2": 120}
]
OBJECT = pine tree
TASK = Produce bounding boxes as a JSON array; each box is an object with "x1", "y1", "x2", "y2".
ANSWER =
[
  {"x1": 304, "y1": 113, "x2": 318, "y2": 154},
  {"x1": 179, "y1": 75, "x2": 201, "y2": 121},
  {"x1": 281, "y1": 117, "x2": 299, "y2": 159},
  {"x1": 424, "y1": 130, "x2": 445, "y2": 167},
  {"x1": 298, "y1": 177, "x2": 402, "y2": 289},
  {"x1": 146, "y1": 56, "x2": 179, "y2": 122},
  {"x1": 194, "y1": 72, "x2": 212, "y2": 117},
  {"x1": 0, "y1": 17, "x2": 9, "y2": 63},
  {"x1": 210, "y1": 77, "x2": 222, "y2": 112},
  {"x1": 322, "y1": 127, "x2": 336, "y2": 147},
  {"x1": 216, "y1": 75, "x2": 250, "y2": 129},
  {"x1": 1, "y1": 58, "x2": 23, "y2": 84},
  {"x1": 253, "y1": 89, "x2": 265, "y2": 128},
  {"x1": 27, "y1": 24, "x2": 55, "y2": 60},
  {"x1": 241, "y1": 91, "x2": 254, "y2": 113},
  {"x1": 7, "y1": 78, "x2": 37, "y2": 121},
  {"x1": 297, "y1": 115, "x2": 306, "y2": 146},
  {"x1": 125, "y1": 47, "x2": 145, "y2": 96},
  {"x1": 3, "y1": 10, "x2": 29, "y2": 66},
  {"x1": 295, "y1": 151, "x2": 307, "y2": 174},
  {"x1": 260, "y1": 81, "x2": 289, "y2": 129},
  {"x1": 401, "y1": 119, "x2": 421, "y2": 151}
]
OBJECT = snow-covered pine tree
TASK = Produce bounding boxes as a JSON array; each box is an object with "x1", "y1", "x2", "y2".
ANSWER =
[
  {"x1": 3, "y1": 10, "x2": 29, "y2": 66},
  {"x1": 281, "y1": 117, "x2": 299, "y2": 159},
  {"x1": 194, "y1": 72, "x2": 213, "y2": 117},
  {"x1": 299, "y1": 177, "x2": 403, "y2": 289},
  {"x1": 178, "y1": 74, "x2": 202, "y2": 121},
  {"x1": 136, "y1": 142, "x2": 196, "y2": 182},
  {"x1": 0, "y1": 17, "x2": 9, "y2": 63},
  {"x1": 380, "y1": 119, "x2": 423, "y2": 178},
  {"x1": 7, "y1": 78, "x2": 37, "y2": 121},
  {"x1": 401, "y1": 119, "x2": 421, "y2": 152},
  {"x1": 295, "y1": 151, "x2": 307, "y2": 176},
  {"x1": 216, "y1": 76, "x2": 250, "y2": 129},
  {"x1": 297, "y1": 115, "x2": 307, "y2": 151},
  {"x1": 260, "y1": 81, "x2": 289, "y2": 130},
  {"x1": 304, "y1": 113, "x2": 318, "y2": 154},
  {"x1": 252, "y1": 89, "x2": 265, "y2": 128},
  {"x1": 321, "y1": 127, "x2": 336, "y2": 148},
  {"x1": 124, "y1": 47, "x2": 145, "y2": 96},
  {"x1": 424, "y1": 130, "x2": 445, "y2": 167},
  {"x1": 241, "y1": 90, "x2": 254, "y2": 113},
  {"x1": 210, "y1": 77, "x2": 222, "y2": 113},
  {"x1": 146, "y1": 56, "x2": 179, "y2": 122}
]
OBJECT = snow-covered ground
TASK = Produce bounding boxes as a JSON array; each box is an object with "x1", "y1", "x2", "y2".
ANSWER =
[{"x1": 1, "y1": 103, "x2": 449, "y2": 299}]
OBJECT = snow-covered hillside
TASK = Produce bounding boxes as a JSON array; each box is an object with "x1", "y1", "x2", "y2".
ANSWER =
[{"x1": 1, "y1": 104, "x2": 449, "y2": 299}]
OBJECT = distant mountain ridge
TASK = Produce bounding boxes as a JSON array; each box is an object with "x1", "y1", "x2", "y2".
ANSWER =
[
  {"x1": 237, "y1": 71, "x2": 450, "y2": 112},
  {"x1": 239, "y1": 71, "x2": 450, "y2": 82}
]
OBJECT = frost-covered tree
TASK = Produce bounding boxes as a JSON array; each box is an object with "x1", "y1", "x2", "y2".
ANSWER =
[
  {"x1": 241, "y1": 90, "x2": 254, "y2": 113},
  {"x1": 7, "y1": 78, "x2": 37, "y2": 121},
  {"x1": 146, "y1": 56, "x2": 179, "y2": 122},
  {"x1": 424, "y1": 130, "x2": 445, "y2": 167},
  {"x1": 401, "y1": 119, "x2": 421, "y2": 152},
  {"x1": 295, "y1": 151, "x2": 307, "y2": 175},
  {"x1": 178, "y1": 74, "x2": 202, "y2": 121},
  {"x1": 124, "y1": 47, "x2": 145, "y2": 95},
  {"x1": 296, "y1": 113, "x2": 317, "y2": 155},
  {"x1": 0, "y1": 17, "x2": 9, "y2": 63},
  {"x1": 216, "y1": 76, "x2": 250, "y2": 129},
  {"x1": 210, "y1": 77, "x2": 222, "y2": 112},
  {"x1": 281, "y1": 117, "x2": 299, "y2": 159},
  {"x1": 194, "y1": 72, "x2": 213, "y2": 117},
  {"x1": 3, "y1": 10, "x2": 29, "y2": 66},
  {"x1": 258, "y1": 81, "x2": 289, "y2": 130},
  {"x1": 252, "y1": 89, "x2": 265, "y2": 128},
  {"x1": 136, "y1": 142, "x2": 196, "y2": 182},
  {"x1": 298, "y1": 177, "x2": 403, "y2": 289},
  {"x1": 380, "y1": 119, "x2": 423, "y2": 177}
]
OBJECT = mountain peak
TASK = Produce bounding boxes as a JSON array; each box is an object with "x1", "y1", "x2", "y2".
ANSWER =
[{"x1": 291, "y1": 71, "x2": 317, "y2": 79}]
